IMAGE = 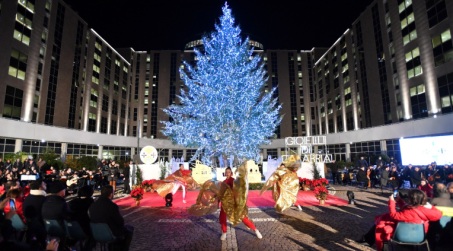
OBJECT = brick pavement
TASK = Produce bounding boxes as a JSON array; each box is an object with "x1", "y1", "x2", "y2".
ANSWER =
[{"x1": 106, "y1": 185, "x2": 392, "y2": 251}]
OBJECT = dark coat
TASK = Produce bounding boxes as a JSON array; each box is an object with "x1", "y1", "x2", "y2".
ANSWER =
[
  {"x1": 41, "y1": 195, "x2": 72, "y2": 223},
  {"x1": 410, "y1": 169, "x2": 422, "y2": 186},
  {"x1": 23, "y1": 191, "x2": 46, "y2": 223},
  {"x1": 123, "y1": 166, "x2": 130, "y2": 180},
  {"x1": 68, "y1": 197, "x2": 94, "y2": 236},
  {"x1": 23, "y1": 191, "x2": 47, "y2": 241},
  {"x1": 108, "y1": 166, "x2": 119, "y2": 181},
  {"x1": 88, "y1": 196, "x2": 125, "y2": 237},
  {"x1": 356, "y1": 169, "x2": 368, "y2": 183}
]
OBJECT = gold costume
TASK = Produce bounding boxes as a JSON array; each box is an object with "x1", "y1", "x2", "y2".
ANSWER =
[
  {"x1": 261, "y1": 155, "x2": 301, "y2": 212},
  {"x1": 152, "y1": 180, "x2": 180, "y2": 197},
  {"x1": 188, "y1": 160, "x2": 252, "y2": 226},
  {"x1": 152, "y1": 169, "x2": 199, "y2": 197},
  {"x1": 168, "y1": 169, "x2": 200, "y2": 190}
]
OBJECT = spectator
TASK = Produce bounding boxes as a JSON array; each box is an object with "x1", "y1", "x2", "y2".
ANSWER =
[
  {"x1": 400, "y1": 164, "x2": 413, "y2": 188},
  {"x1": 68, "y1": 185, "x2": 94, "y2": 250},
  {"x1": 42, "y1": 180, "x2": 71, "y2": 249},
  {"x1": 444, "y1": 165, "x2": 453, "y2": 184},
  {"x1": 431, "y1": 182, "x2": 453, "y2": 216},
  {"x1": 417, "y1": 179, "x2": 433, "y2": 199},
  {"x1": 356, "y1": 166, "x2": 368, "y2": 186},
  {"x1": 89, "y1": 185, "x2": 134, "y2": 251},
  {"x1": 41, "y1": 180, "x2": 71, "y2": 223},
  {"x1": 358, "y1": 156, "x2": 368, "y2": 168},
  {"x1": 68, "y1": 186, "x2": 94, "y2": 234},
  {"x1": 23, "y1": 180, "x2": 47, "y2": 246},
  {"x1": 3, "y1": 188, "x2": 25, "y2": 222},
  {"x1": 376, "y1": 156, "x2": 384, "y2": 169},
  {"x1": 410, "y1": 166, "x2": 422, "y2": 188},
  {"x1": 427, "y1": 182, "x2": 453, "y2": 249},
  {"x1": 380, "y1": 165, "x2": 390, "y2": 191},
  {"x1": 448, "y1": 182, "x2": 453, "y2": 198},
  {"x1": 355, "y1": 189, "x2": 442, "y2": 250},
  {"x1": 388, "y1": 165, "x2": 400, "y2": 190}
]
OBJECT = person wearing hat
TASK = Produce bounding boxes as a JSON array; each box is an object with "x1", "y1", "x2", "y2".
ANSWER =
[
  {"x1": 89, "y1": 185, "x2": 134, "y2": 250},
  {"x1": 23, "y1": 180, "x2": 47, "y2": 246},
  {"x1": 41, "y1": 180, "x2": 71, "y2": 224}
]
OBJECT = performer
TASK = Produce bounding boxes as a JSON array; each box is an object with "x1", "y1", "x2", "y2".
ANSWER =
[
  {"x1": 261, "y1": 155, "x2": 301, "y2": 213},
  {"x1": 166, "y1": 163, "x2": 199, "y2": 190},
  {"x1": 150, "y1": 163, "x2": 198, "y2": 206},
  {"x1": 188, "y1": 161, "x2": 262, "y2": 241},
  {"x1": 153, "y1": 179, "x2": 186, "y2": 206}
]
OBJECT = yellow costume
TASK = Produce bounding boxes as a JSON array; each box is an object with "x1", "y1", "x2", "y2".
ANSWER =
[
  {"x1": 152, "y1": 169, "x2": 199, "y2": 197},
  {"x1": 261, "y1": 155, "x2": 301, "y2": 212},
  {"x1": 167, "y1": 169, "x2": 199, "y2": 190},
  {"x1": 188, "y1": 160, "x2": 252, "y2": 226}
]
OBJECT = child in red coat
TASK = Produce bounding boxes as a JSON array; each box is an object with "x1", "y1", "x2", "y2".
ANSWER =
[{"x1": 417, "y1": 179, "x2": 433, "y2": 198}]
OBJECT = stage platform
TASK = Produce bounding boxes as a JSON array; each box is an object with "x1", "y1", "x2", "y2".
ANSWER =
[{"x1": 115, "y1": 190, "x2": 348, "y2": 208}]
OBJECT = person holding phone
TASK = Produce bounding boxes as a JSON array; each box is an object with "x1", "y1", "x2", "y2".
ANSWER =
[
  {"x1": 352, "y1": 189, "x2": 442, "y2": 250},
  {"x1": 392, "y1": 189, "x2": 398, "y2": 198},
  {"x1": 2, "y1": 188, "x2": 25, "y2": 222}
]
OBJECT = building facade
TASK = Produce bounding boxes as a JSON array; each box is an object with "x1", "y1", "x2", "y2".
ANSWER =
[{"x1": 0, "y1": 0, "x2": 452, "y2": 164}]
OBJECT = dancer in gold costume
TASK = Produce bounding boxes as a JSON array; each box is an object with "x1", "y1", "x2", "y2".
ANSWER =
[
  {"x1": 167, "y1": 163, "x2": 199, "y2": 190},
  {"x1": 188, "y1": 161, "x2": 262, "y2": 240},
  {"x1": 151, "y1": 164, "x2": 198, "y2": 205},
  {"x1": 261, "y1": 155, "x2": 301, "y2": 213}
]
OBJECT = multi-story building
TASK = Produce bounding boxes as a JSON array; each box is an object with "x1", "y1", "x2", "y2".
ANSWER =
[{"x1": 0, "y1": 0, "x2": 452, "y2": 164}]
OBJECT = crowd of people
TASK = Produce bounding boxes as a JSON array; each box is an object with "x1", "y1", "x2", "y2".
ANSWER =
[
  {"x1": 2, "y1": 154, "x2": 452, "y2": 250},
  {"x1": 337, "y1": 159, "x2": 453, "y2": 250},
  {"x1": 0, "y1": 157, "x2": 134, "y2": 251}
]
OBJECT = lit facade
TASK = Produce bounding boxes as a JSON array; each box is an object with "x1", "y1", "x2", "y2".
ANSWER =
[{"x1": 0, "y1": 0, "x2": 452, "y2": 163}]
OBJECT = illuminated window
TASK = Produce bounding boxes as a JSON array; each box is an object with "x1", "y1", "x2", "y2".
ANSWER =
[
  {"x1": 94, "y1": 53, "x2": 101, "y2": 62},
  {"x1": 398, "y1": 0, "x2": 412, "y2": 13},
  {"x1": 45, "y1": 0, "x2": 51, "y2": 13},
  {"x1": 91, "y1": 75, "x2": 99, "y2": 84},
  {"x1": 405, "y1": 47, "x2": 422, "y2": 79},
  {"x1": 18, "y1": 0, "x2": 35, "y2": 12},
  {"x1": 90, "y1": 88, "x2": 98, "y2": 108},
  {"x1": 400, "y1": 13, "x2": 414, "y2": 30},
  {"x1": 403, "y1": 30, "x2": 417, "y2": 45},
  {"x1": 410, "y1": 84, "x2": 425, "y2": 96},
  {"x1": 344, "y1": 87, "x2": 351, "y2": 95},
  {"x1": 8, "y1": 49, "x2": 28, "y2": 80},
  {"x1": 432, "y1": 29, "x2": 453, "y2": 66},
  {"x1": 95, "y1": 41, "x2": 102, "y2": 51}
]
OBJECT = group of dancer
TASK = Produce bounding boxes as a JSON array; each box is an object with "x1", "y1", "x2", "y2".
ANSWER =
[
  {"x1": 147, "y1": 155, "x2": 302, "y2": 240},
  {"x1": 148, "y1": 155, "x2": 302, "y2": 241}
]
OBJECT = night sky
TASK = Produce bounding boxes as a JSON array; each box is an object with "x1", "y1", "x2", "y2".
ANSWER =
[{"x1": 64, "y1": 0, "x2": 375, "y2": 51}]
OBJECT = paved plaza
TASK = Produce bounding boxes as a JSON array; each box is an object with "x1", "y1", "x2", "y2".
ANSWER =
[{"x1": 112, "y1": 185, "x2": 390, "y2": 251}]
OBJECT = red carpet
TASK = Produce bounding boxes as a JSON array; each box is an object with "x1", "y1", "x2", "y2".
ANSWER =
[{"x1": 115, "y1": 190, "x2": 348, "y2": 208}]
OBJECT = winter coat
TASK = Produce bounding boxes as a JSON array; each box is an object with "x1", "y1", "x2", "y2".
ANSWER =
[{"x1": 374, "y1": 199, "x2": 442, "y2": 251}]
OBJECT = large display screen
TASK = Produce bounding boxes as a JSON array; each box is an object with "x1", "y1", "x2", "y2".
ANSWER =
[{"x1": 399, "y1": 135, "x2": 453, "y2": 165}]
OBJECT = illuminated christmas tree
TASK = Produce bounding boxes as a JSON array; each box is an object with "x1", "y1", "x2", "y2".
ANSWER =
[{"x1": 162, "y1": 3, "x2": 281, "y2": 165}]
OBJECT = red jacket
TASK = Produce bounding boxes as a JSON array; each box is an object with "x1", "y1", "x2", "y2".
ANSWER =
[
  {"x1": 3, "y1": 196, "x2": 26, "y2": 222},
  {"x1": 417, "y1": 184, "x2": 433, "y2": 198},
  {"x1": 223, "y1": 177, "x2": 234, "y2": 188},
  {"x1": 374, "y1": 200, "x2": 442, "y2": 251}
]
